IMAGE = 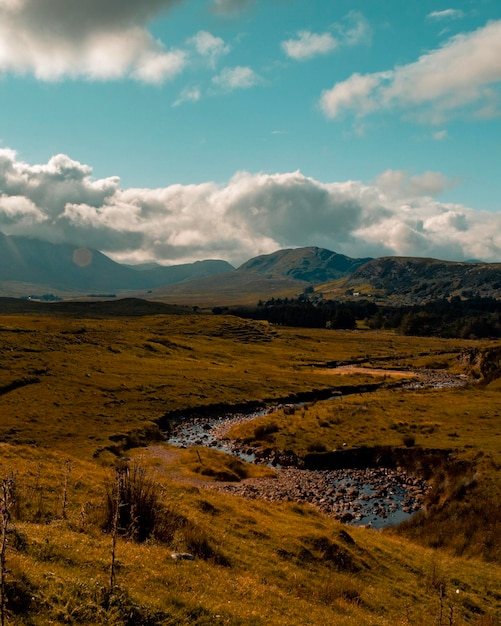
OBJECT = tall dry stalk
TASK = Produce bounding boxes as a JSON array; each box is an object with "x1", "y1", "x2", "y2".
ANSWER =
[
  {"x1": 61, "y1": 459, "x2": 71, "y2": 520},
  {"x1": 109, "y1": 468, "x2": 124, "y2": 595},
  {"x1": 0, "y1": 477, "x2": 15, "y2": 626}
]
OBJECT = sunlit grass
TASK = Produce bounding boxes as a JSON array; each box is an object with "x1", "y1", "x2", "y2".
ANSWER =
[{"x1": 0, "y1": 311, "x2": 500, "y2": 624}]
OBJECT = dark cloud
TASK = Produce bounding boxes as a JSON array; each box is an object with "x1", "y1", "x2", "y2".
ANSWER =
[
  {"x1": 4, "y1": 0, "x2": 180, "y2": 38},
  {"x1": 0, "y1": 0, "x2": 186, "y2": 81}
]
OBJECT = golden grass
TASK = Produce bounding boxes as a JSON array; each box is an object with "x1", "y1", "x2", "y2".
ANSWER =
[
  {"x1": 0, "y1": 313, "x2": 481, "y2": 458},
  {"x1": 227, "y1": 385, "x2": 501, "y2": 463},
  {"x1": 1, "y1": 455, "x2": 500, "y2": 625},
  {"x1": 0, "y1": 311, "x2": 500, "y2": 624}
]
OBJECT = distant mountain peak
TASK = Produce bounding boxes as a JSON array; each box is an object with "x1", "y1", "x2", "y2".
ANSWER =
[{"x1": 238, "y1": 247, "x2": 372, "y2": 283}]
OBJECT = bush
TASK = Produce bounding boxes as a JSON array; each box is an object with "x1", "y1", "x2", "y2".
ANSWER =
[
  {"x1": 101, "y1": 462, "x2": 165, "y2": 543},
  {"x1": 402, "y1": 434, "x2": 416, "y2": 447}
]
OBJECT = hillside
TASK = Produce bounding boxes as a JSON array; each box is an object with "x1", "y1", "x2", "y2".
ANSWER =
[
  {"x1": 238, "y1": 246, "x2": 371, "y2": 282},
  {"x1": 142, "y1": 271, "x2": 307, "y2": 307},
  {"x1": 3, "y1": 231, "x2": 501, "y2": 308},
  {"x1": 345, "y1": 256, "x2": 501, "y2": 304},
  {"x1": 142, "y1": 247, "x2": 372, "y2": 306}
]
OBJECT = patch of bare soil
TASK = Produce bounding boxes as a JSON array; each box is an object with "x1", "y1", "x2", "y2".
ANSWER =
[{"x1": 328, "y1": 365, "x2": 415, "y2": 377}]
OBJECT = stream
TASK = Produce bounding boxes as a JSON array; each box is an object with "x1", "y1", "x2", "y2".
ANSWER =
[
  {"x1": 165, "y1": 402, "x2": 430, "y2": 529},
  {"x1": 163, "y1": 367, "x2": 470, "y2": 527}
]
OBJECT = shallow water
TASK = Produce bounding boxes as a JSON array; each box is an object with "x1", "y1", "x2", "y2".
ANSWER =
[{"x1": 165, "y1": 407, "x2": 428, "y2": 528}]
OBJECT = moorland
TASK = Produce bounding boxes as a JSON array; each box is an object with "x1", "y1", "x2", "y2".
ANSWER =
[{"x1": 0, "y1": 300, "x2": 500, "y2": 625}]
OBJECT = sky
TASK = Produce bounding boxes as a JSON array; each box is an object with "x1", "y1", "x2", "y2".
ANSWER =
[{"x1": 0, "y1": 0, "x2": 501, "y2": 267}]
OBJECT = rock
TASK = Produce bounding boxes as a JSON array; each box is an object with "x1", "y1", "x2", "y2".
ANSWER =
[{"x1": 171, "y1": 552, "x2": 195, "y2": 561}]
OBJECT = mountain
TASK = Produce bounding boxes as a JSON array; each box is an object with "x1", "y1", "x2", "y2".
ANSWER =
[
  {"x1": 346, "y1": 256, "x2": 501, "y2": 303},
  {"x1": 238, "y1": 247, "x2": 371, "y2": 282},
  {"x1": 142, "y1": 247, "x2": 373, "y2": 306},
  {"x1": 0, "y1": 232, "x2": 233, "y2": 296},
  {"x1": 3, "y1": 231, "x2": 501, "y2": 307}
]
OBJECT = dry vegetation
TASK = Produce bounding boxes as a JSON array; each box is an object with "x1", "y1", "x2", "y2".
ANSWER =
[{"x1": 0, "y1": 308, "x2": 500, "y2": 624}]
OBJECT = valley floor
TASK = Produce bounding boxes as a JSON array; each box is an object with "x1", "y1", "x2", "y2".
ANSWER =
[{"x1": 0, "y1": 311, "x2": 500, "y2": 624}]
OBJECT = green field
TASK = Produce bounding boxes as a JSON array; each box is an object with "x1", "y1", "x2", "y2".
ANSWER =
[{"x1": 0, "y1": 310, "x2": 500, "y2": 624}]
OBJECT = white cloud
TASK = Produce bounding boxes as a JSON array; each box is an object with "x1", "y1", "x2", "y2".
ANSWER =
[
  {"x1": 1, "y1": 149, "x2": 501, "y2": 266},
  {"x1": 336, "y1": 11, "x2": 372, "y2": 47},
  {"x1": 321, "y1": 72, "x2": 387, "y2": 118},
  {"x1": 189, "y1": 30, "x2": 230, "y2": 68},
  {"x1": 427, "y1": 9, "x2": 465, "y2": 21},
  {"x1": 133, "y1": 48, "x2": 186, "y2": 84},
  {"x1": 320, "y1": 19, "x2": 501, "y2": 122},
  {"x1": 173, "y1": 86, "x2": 202, "y2": 107},
  {"x1": 433, "y1": 129, "x2": 449, "y2": 141},
  {"x1": 282, "y1": 12, "x2": 371, "y2": 61},
  {"x1": 213, "y1": 65, "x2": 262, "y2": 90},
  {"x1": 0, "y1": 0, "x2": 186, "y2": 83},
  {"x1": 374, "y1": 169, "x2": 455, "y2": 199},
  {"x1": 282, "y1": 31, "x2": 338, "y2": 61}
]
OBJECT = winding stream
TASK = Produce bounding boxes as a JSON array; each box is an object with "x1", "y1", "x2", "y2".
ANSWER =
[
  {"x1": 166, "y1": 404, "x2": 429, "y2": 529},
  {"x1": 165, "y1": 368, "x2": 466, "y2": 528}
]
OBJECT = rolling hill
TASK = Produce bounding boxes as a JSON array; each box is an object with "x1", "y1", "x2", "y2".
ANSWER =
[
  {"x1": 344, "y1": 256, "x2": 501, "y2": 304},
  {"x1": 140, "y1": 247, "x2": 373, "y2": 306}
]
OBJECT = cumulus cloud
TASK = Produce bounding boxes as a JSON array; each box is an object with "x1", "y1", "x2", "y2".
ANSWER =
[
  {"x1": 320, "y1": 19, "x2": 501, "y2": 123},
  {"x1": 212, "y1": 65, "x2": 262, "y2": 90},
  {"x1": 189, "y1": 30, "x2": 230, "y2": 68},
  {"x1": 0, "y1": 0, "x2": 186, "y2": 82},
  {"x1": 1, "y1": 149, "x2": 501, "y2": 266},
  {"x1": 374, "y1": 169, "x2": 455, "y2": 199},
  {"x1": 282, "y1": 31, "x2": 338, "y2": 61},
  {"x1": 282, "y1": 12, "x2": 371, "y2": 61}
]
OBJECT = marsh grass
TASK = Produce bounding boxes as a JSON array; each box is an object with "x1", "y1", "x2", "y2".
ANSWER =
[{"x1": 0, "y1": 313, "x2": 481, "y2": 457}]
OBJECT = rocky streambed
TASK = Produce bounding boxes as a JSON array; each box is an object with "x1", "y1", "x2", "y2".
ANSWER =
[
  {"x1": 165, "y1": 402, "x2": 431, "y2": 529},
  {"x1": 209, "y1": 467, "x2": 428, "y2": 528}
]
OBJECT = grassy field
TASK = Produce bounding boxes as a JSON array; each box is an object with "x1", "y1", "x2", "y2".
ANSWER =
[{"x1": 0, "y1": 309, "x2": 500, "y2": 624}]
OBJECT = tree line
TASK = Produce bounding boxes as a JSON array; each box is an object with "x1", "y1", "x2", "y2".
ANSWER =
[{"x1": 228, "y1": 295, "x2": 501, "y2": 339}]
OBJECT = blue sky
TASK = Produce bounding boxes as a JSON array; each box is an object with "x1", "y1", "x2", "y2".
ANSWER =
[{"x1": 0, "y1": 0, "x2": 500, "y2": 266}]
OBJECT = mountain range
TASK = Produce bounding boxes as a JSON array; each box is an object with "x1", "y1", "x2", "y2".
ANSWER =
[
  {"x1": 1, "y1": 231, "x2": 501, "y2": 306},
  {"x1": 0, "y1": 231, "x2": 233, "y2": 296}
]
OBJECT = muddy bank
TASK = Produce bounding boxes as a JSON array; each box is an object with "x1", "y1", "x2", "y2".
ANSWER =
[
  {"x1": 159, "y1": 381, "x2": 397, "y2": 434},
  {"x1": 303, "y1": 445, "x2": 453, "y2": 473}
]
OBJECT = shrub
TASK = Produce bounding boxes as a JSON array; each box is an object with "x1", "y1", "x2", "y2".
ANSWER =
[
  {"x1": 101, "y1": 462, "x2": 164, "y2": 543},
  {"x1": 402, "y1": 434, "x2": 416, "y2": 447}
]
